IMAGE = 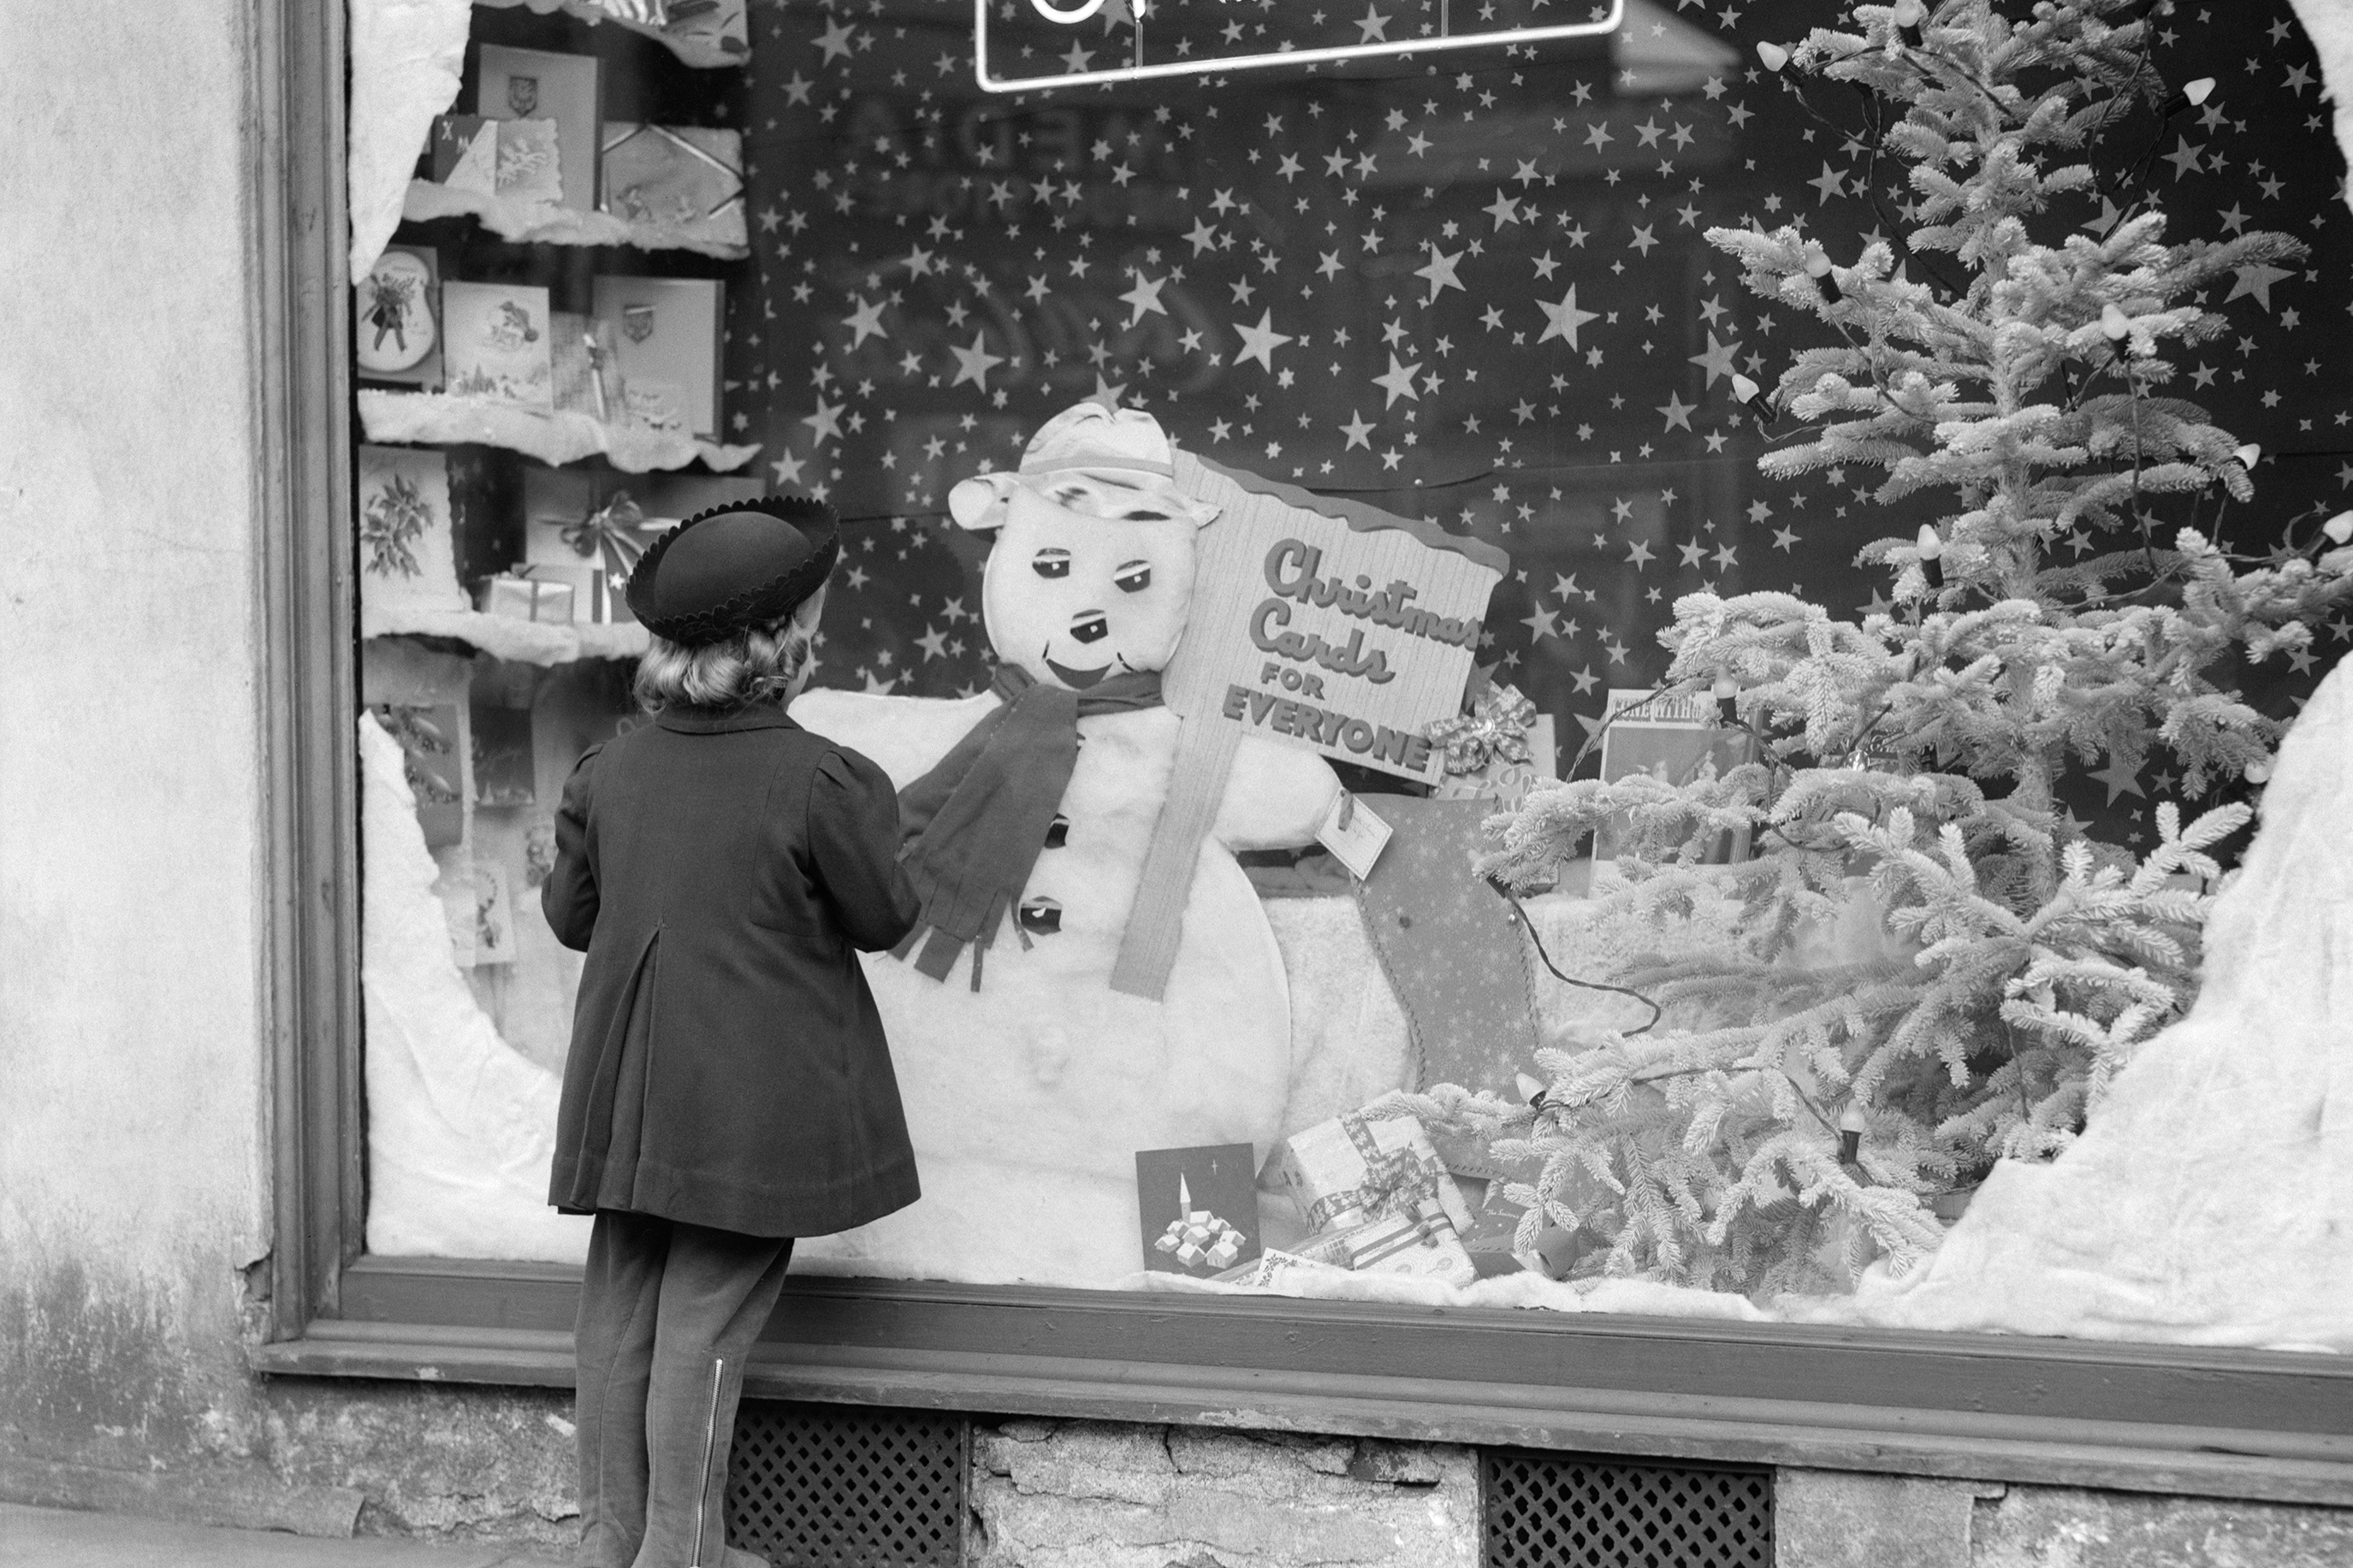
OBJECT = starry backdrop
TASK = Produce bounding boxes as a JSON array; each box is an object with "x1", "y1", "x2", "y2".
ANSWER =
[{"x1": 709, "y1": 0, "x2": 2350, "y2": 836}]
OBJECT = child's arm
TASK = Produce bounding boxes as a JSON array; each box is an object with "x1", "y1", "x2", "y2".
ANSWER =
[
  {"x1": 1214, "y1": 734, "x2": 1343, "y2": 851},
  {"x1": 809, "y1": 748, "x2": 925, "y2": 952},
  {"x1": 542, "y1": 744, "x2": 604, "y2": 950}
]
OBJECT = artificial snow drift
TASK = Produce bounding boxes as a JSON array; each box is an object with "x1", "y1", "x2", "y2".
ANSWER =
[
  {"x1": 360, "y1": 713, "x2": 590, "y2": 1263},
  {"x1": 1832, "y1": 660, "x2": 2353, "y2": 1352}
]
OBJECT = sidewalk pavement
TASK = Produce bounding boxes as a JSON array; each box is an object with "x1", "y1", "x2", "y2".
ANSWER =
[{"x1": 0, "y1": 1504, "x2": 570, "y2": 1568}]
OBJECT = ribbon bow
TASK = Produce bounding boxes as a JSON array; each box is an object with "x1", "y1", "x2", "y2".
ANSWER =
[
  {"x1": 1424, "y1": 682, "x2": 1538, "y2": 778},
  {"x1": 1302, "y1": 1111, "x2": 1449, "y2": 1231},
  {"x1": 560, "y1": 491, "x2": 663, "y2": 585}
]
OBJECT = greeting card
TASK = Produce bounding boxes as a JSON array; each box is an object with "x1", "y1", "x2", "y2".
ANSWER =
[
  {"x1": 1135, "y1": 1145, "x2": 1262, "y2": 1277},
  {"x1": 370, "y1": 702, "x2": 465, "y2": 849},
  {"x1": 593, "y1": 275, "x2": 724, "y2": 439},
  {"x1": 473, "y1": 45, "x2": 601, "y2": 212},
  {"x1": 599, "y1": 122, "x2": 745, "y2": 248},
  {"x1": 357, "y1": 446, "x2": 465, "y2": 616},
  {"x1": 355, "y1": 245, "x2": 442, "y2": 388},
  {"x1": 442, "y1": 282, "x2": 554, "y2": 411},
  {"x1": 470, "y1": 702, "x2": 536, "y2": 808}
]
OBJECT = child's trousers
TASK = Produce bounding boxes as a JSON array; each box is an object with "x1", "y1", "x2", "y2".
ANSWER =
[{"x1": 574, "y1": 1210, "x2": 795, "y2": 1568}]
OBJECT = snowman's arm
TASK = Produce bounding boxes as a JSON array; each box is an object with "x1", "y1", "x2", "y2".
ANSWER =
[
  {"x1": 1214, "y1": 734, "x2": 1343, "y2": 850},
  {"x1": 791, "y1": 688, "x2": 1003, "y2": 790}
]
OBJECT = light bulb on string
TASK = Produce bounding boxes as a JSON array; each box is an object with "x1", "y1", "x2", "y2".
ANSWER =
[
  {"x1": 2244, "y1": 757, "x2": 2273, "y2": 785},
  {"x1": 2322, "y1": 512, "x2": 2353, "y2": 546},
  {"x1": 2228, "y1": 442, "x2": 2261, "y2": 473},
  {"x1": 2100, "y1": 302, "x2": 2131, "y2": 340},
  {"x1": 1890, "y1": 0, "x2": 1926, "y2": 47},
  {"x1": 2159, "y1": 77, "x2": 2216, "y2": 118},
  {"x1": 1916, "y1": 523, "x2": 1946, "y2": 590},
  {"x1": 1757, "y1": 40, "x2": 1789, "y2": 71},
  {"x1": 1711, "y1": 675, "x2": 1740, "y2": 725},
  {"x1": 1837, "y1": 1099, "x2": 1868, "y2": 1164},
  {"x1": 1730, "y1": 371, "x2": 1775, "y2": 429},
  {"x1": 1804, "y1": 248, "x2": 1842, "y2": 305}
]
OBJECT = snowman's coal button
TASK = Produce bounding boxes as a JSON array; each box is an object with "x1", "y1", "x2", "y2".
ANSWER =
[
  {"x1": 1043, "y1": 814, "x2": 1070, "y2": 849},
  {"x1": 1017, "y1": 896, "x2": 1063, "y2": 935}
]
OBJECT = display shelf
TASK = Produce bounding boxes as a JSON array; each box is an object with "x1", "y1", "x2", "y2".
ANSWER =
[
  {"x1": 359, "y1": 388, "x2": 759, "y2": 472},
  {"x1": 363, "y1": 602, "x2": 649, "y2": 665},
  {"x1": 401, "y1": 180, "x2": 748, "y2": 258},
  {"x1": 477, "y1": 0, "x2": 750, "y2": 69}
]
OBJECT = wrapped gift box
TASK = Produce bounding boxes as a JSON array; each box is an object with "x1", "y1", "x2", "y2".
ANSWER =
[
  {"x1": 521, "y1": 469, "x2": 763, "y2": 610},
  {"x1": 481, "y1": 572, "x2": 576, "y2": 624},
  {"x1": 355, "y1": 244, "x2": 442, "y2": 388},
  {"x1": 519, "y1": 562, "x2": 622, "y2": 624},
  {"x1": 442, "y1": 281, "x2": 555, "y2": 409},
  {"x1": 593, "y1": 275, "x2": 724, "y2": 439},
  {"x1": 1283, "y1": 1201, "x2": 1478, "y2": 1288},
  {"x1": 1427, "y1": 682, "x2": 1556, "y2": 811},
  {"x1": 1270, "y1": 1103, "x2": 1473, "y2": 1237},
  {"x1": 600, "y1": 122, "x2": 745, "y2": 249},
  {"x1": 1211, "y1": 1249, "x2": 1347, "y2": 1289},
  {"x1": 474, "y1": 45, "x2": 601, "y2": 212}
]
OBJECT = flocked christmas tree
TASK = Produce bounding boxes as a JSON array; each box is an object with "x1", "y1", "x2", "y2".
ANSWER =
[{"x1": 1402, "y1": 0, "x2": 2353, "y2": 1297}]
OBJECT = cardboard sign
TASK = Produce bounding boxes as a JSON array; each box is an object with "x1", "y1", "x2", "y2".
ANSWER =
[
  {"x1": 1111, "y1": 453, "x2": 1505, "y2": 999},
  {"x1": 1165, "y1": 453, "x2": 1507, "y2": 786}
]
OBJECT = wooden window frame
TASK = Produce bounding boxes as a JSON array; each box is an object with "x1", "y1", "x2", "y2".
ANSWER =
[{"x1": 247, "y1": 0, "x2": 2353, "y2": 1511}]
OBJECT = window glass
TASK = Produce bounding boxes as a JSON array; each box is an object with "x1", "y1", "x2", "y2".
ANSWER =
[{"x1": 353, "y1": 0, "x2": 2353, "y2": 1346}]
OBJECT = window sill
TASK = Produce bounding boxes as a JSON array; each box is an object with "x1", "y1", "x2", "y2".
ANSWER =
[{"x1": 250, "y1": 1257, "x2": 2353, "y2": 1507}]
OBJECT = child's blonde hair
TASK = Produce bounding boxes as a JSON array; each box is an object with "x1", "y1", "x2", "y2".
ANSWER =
[{"x1": 633, "y1": 612, "x2": 816, "y2": 713}]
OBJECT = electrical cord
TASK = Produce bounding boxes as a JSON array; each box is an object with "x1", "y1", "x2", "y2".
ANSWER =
[{"x1": 1487, "y1": 876, "x2": 1663, "y2": 1035}]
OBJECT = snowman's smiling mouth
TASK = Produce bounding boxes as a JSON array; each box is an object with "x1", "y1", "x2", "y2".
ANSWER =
[{"x1": 1044, "y1": 653, "x2": 1112, "y2": 689}]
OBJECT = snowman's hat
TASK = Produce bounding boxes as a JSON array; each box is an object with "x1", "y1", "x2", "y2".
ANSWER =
[{"x1": 949, "y1": 401, "x2": 1214, "y2": 530}]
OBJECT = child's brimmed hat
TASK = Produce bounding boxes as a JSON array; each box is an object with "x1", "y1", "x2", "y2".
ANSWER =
[{"x1": 625, "y1": 495, "x2": 840, "y2": 647}]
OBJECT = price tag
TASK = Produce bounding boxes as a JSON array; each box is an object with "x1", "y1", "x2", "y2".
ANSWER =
[{"x1": 1315, "y1": 792, "x2": 1394, "y2": 881}]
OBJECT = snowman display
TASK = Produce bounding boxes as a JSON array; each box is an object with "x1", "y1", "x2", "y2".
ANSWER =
[{"x1": 791, "y1": 403, "x2": 1342, "y2": 1286}]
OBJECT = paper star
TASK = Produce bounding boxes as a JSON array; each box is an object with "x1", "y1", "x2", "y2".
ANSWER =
[
  {"x1": 769, "y1": 451, "x2": 807, "y2": 487},
  {"x1": 1536, "y1": 286, "x2": 1600, "y2": 350},
  {"x1": 1657, "y1": 392, "x2": 1696, "y2": 431},
  {"x1": 841, "y1": 297, "x2": 888, "y2": 350},
  {"x1": 2227, "y1": 263, "x2": 2292, "y2": 312},
  {"x1": 814, "y1": 18, "x2": 857, "y2": 62},
  {"x1": 1340, "y1": 411, "x2": 1376, "y2": 449},
  {"x1": 1687, "y1": 332, "x2": 1740, "y2": 387},
  {"x1": 1414, "y1": 246, "x2": 1466, "y2": 302},
  {"x1": 802, "y1": 399, "x2": 844, "y2": 445},
  {"x1": 1119, "y1": 271, "x2": 1170, "y2": 327},
  {"x1": 2090, "y1": 754, "x2": 2145, "y2": 804},
  {"x1": 1230, "y1": 310, "x2": 1294, "y2": 372},
  {"x1": 949, "y1": 333, "x2": 1005, "y2": 391},
  {"x1": 1372, "y1": 354, "x2": 1423, "y2": 406},
  {"x1": 1805, "y1": 163, "x2": 1847, "y2": 204}
]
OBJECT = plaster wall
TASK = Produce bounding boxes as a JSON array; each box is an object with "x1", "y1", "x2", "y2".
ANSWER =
[{"x1": 0, "y1": 0, "x2": 272, "y2": 1482}]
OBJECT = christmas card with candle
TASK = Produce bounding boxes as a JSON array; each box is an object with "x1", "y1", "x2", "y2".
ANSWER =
[{"x1": 1135, "y1": 1145, "x2": 1261, "y2": 1277}]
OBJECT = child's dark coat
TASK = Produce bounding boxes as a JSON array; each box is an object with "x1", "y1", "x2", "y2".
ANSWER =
[{"x1": 543, "y1": 703, "x2": 922, "y2": 1237}]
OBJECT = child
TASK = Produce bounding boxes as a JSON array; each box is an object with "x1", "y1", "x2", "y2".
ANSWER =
[{"x1": 542, "y1": 498, "x2": 922, "y2": 1568}]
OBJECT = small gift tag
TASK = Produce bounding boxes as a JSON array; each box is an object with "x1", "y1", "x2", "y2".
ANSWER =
[{"x1": 1314, "y1": 791, "x2": 1393, "y2": 881}]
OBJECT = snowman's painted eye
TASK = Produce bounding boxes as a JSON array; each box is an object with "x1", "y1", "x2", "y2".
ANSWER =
[
  {"x1": 1032, "y1": 549, "x2": 1071, "y2": 579},
  {"x1": 1017, "y1": 896, "x2": 1063, "y2": 935},
  {"x1": 1043, "y1": 814, "x2": 1070, "y2": 849},
  {"x1": 1114, "y1": 560, "x2": 1153, "y2": 594},
  {"x1": 1070, "y1": 612, "x2": 1109, "y2": 643}
]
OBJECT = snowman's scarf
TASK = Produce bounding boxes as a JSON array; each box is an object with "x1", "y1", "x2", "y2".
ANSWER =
[{"x1": 893, "y1": 664, "x2": 1163, "y2": 988}]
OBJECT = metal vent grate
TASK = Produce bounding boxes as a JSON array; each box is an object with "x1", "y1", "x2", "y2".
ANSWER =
[
  {"x1": 726, "y1": 1399, "x2": 969, "y2": 1567},
  {"x1": 1481, "y1": 1449, "x2": 1773, "y2": 1568}
]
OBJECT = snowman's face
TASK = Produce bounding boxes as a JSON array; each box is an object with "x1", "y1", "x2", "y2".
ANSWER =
[{"x1": 969, "y1": 472, "x2": 1212, "y2": 690}]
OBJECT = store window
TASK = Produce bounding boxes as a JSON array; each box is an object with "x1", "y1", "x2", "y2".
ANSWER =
[{"x1": 341, "y1": 0, "x2": 2351, "y2": 1354}]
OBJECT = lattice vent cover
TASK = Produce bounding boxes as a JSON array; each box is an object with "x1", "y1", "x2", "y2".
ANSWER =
[
  {"x1": 1482, "y1": 1450, "x2": 1773, "y2": 1568},
  {"x1": 726, "y1": 1400, "x2": 969, "y2": 1567}
]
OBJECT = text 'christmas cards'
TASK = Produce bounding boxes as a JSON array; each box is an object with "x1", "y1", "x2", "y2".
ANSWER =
[{"x1": 1135, "y1": 1145, "x2": 1262, "y2": 1277}]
